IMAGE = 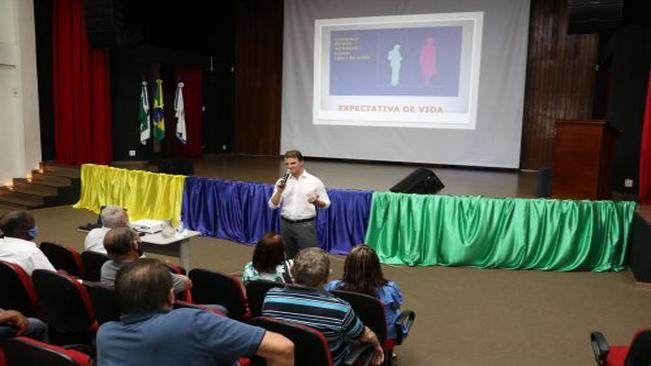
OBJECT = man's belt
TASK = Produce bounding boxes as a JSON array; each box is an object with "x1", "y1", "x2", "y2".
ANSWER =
[{"x1": 281, "y1": 216, "x2": 315, "y2": 224}]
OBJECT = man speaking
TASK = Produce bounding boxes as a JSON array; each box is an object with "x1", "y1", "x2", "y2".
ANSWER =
[{"x1": 268, "y1": 150, "x2": 330, "y2": 258}]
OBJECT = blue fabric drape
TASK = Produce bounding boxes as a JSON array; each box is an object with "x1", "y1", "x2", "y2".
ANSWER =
[{"x1": 181, "y1": 177, "x2": 372, "y2": 254}]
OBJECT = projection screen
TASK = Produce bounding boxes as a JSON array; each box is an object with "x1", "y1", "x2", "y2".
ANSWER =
[{"x1": 282, "y1": 0, "x2": 530, "y2": 168}]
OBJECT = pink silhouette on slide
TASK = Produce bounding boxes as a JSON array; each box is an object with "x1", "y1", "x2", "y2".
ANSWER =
[{"x1": 419, "y1": 37, "x2": 437, "y2": 86}]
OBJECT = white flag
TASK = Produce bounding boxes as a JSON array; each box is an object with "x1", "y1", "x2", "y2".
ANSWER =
[
  {"x1": 139, "y1": 81, "x2": 151, "y2": 145},
  {"x1": 175, "y1": 82, "x2": 187, "y2": 144}
]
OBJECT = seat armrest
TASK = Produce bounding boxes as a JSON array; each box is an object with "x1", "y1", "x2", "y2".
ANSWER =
[
  {"x1": 394, "y1": 310, "x2": 416, "y2": 345},
  {"x1": 62, "y1": 343, "x2": 96, "y2": 357},
  {"x1": 590, "y1": 331, "x2": 609, "y2": 366},
  {"x1": 343, "y1": 341, "x2": 374, "y2": 366}
]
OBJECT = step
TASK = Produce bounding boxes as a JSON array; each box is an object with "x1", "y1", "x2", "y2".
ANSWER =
[
  {"x1": 0, "y1": 191, "x2": 44, "y2": 208},
  {"x1": 30, "y1": 173, "x2": 71, "y2": 188},
  {"x1": 12, "y1": 180, "x2": 59, "y2": 195},
  {"x1": 1, "y1": 185, "x2": 56, "y2": 198},
  {"x1": 0, "y1": 203, "x2": 27, "y2": 215},
  {"x1": 39, "y1": 163, "x2": 80, "y2": 179}
]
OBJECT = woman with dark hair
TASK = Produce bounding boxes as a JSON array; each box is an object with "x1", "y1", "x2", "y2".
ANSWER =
[
  {"x1": 325, "y1": 244, "x2": 406, "y2": 340},
  {"x1": 241, "y1": 232, "x2": 293, "y2": 284}
]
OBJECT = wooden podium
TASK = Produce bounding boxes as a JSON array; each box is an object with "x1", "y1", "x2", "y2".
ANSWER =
[{"x1": 551, "y1": 119, "x2": 620, "y2": 200}]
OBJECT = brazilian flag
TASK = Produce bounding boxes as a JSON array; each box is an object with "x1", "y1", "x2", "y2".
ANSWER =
[{"x1": 152, "y1": 79, "x2": 165, "y2": 141}]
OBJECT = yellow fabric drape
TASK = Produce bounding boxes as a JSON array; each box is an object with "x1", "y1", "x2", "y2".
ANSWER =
[{"x1": 73, "y1": 164, "x2": 186, "y2": 226}]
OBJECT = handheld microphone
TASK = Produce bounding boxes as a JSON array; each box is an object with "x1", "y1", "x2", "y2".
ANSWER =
[{"x1": 279, "y1": 169, "x2": 290, "y2": 188}]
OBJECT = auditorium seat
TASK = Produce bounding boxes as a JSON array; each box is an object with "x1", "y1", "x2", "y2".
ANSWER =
[
  {"x1": 188, "y1": 268, "x2": 250, "y2": 320},
  {"x1": 32, "y1": 270, "x2": 98, "y2": 345},
  {"x1": 80, "y1": 251, "x2": 109, "y2": 282},
  {"x1": 591, "y1": 329, "x2": 651, "y2": 366},
  {"x1": 245, "y1": 279, "x2": 284, "y2": 317},
  {"x1": 85, "y1": 283, "x2": 120, "y2": 325},
  {"x1": 249, "y1": 316, "x2": 373, "y2": 366},
  {"x1": 40, "y1": 242, "x2": 85, "y2": 278},
  {"x1": 332, "y1": 290, "x2": 415, "y2": 366},
  {"x1": 0, "y1": 260, "x2": 39, "y2": 317},
  {"x1": 4, "y1": 337, "x2": 91, "y2": 366},
  {"x1": 163, "y1": 262, "x2": 192, "y2": 303}
]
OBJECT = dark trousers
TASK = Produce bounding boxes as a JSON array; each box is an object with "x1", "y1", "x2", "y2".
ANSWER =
[{"x1": 280, "y1": 218, "x2": 317, "y2": 259}]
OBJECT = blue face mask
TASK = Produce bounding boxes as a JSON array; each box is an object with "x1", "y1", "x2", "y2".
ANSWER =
[{"x1": 26, "y1": 226, "x2": 38, "y2": 240}]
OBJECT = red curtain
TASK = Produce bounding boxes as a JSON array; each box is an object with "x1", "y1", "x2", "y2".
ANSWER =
[
  {"x1": 640, "y1": 68, "x2": 651, "y2": 204},
  {"x1": 166, "y1": 68, "x2": 203, "y2": 157},
  {"x1": 52, "y1": 0, "x2": 112, "y2": 165}
]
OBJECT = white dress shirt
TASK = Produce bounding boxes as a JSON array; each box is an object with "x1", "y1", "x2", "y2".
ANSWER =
[
  {"x1": 84, "y1": 227, "x2": 110, "y2": 254},
  {"x1": 268, "y1": 170, "x2": 331, "y2": 220},
  {"x1": 0, "y1": 236, "x2": 56, "y2": 275}
]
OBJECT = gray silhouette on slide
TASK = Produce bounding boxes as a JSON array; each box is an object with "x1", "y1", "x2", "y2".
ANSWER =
[{"x1": 387, "y1": 44, "x2": 403, "y2": 86}]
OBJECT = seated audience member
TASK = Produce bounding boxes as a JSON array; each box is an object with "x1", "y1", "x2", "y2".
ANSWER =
[
  {"x1": 101, "y1": 227, "x2": 191, "y2": 294},
  {"x1": 85, "y1": 206, "x2": 129, "y2": 254},
  {"x1": 241, "y1": 232, "x2": 293, "y2": 284},
  {"x1": 325, "y1": 245, "x2": 407, "y2": 340},
  {"x1": 262, "y1": 248, "x2": 384, "y2": 366},
  {"x1": 0, "y1": 210, "x2": 55, "y2": 275},
  {"x1": 97, "y1": 259, "x2": 294, "y2": 366},
  {"x1": 0, "y1": 309, "x2": 47, "y2": 345}
]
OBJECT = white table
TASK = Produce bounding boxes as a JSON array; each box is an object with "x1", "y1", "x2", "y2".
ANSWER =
[{"x1": 140, "y1": 230, "x2": 201, "y2": 270}]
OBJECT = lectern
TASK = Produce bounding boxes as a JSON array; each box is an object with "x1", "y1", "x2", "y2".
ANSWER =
[{"x1": 551, "y1": 119, "x2": 620, "y2": 200}]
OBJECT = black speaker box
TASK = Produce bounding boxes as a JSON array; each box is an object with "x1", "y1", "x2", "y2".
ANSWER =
[
  {"x1": 157, "y1": 158, "x2": 194, "y2": 175},
  {"x1": 567, "y1": 0, "x2": 623, "y2": 34},
  {"x1": 84, "y1": 0, "x2": 125, "y2": 49},
  {"x1": 390, "y1": 168, "x2": 444, "y2": 195}
]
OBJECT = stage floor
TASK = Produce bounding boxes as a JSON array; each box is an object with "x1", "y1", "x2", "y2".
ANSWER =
[{"x1": 190, "y1": 154, "x2": 539, "y2": 198}]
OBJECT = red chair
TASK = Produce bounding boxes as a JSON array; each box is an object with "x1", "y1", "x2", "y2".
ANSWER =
[
  {"x1": 249, "y1": 316, "x2": 373, "y2": 366},
  {"x1": 245, "y1": 279, "x2": 284, "y2": 317},
  {"x1": 85, "y1": 283, "x2": 120, "y2": 325},
  {"x1": 332, "y1": 290, "x2": 415, "y2": 366},
  {"x1": 40, "y1": 242, "x2": 85, "y2": 278},
  {"x1": 32, "y1": 270, "x2": 98, "y2": 345},
  {"x1": 189, "y1": 268, "x2": 250, "y2": 320},
  {"x1": 164, "y1": 262, "x2": 193, "y2": 303},
  {"x1": 0, "y1": 260, "x2": 39, "y2": 317},
  {"x1": 4, "y1": 337, "x2": 91, "y2": 366},
  {"x1": 80, "y1": 251, "x2": 109, "y2": 282},
  {"x1": 591, "y1": 329, "x2": 651, "y2": 366}
]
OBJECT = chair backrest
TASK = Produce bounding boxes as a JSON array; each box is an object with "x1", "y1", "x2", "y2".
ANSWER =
[
  {"x1": 32, "y1": 270, "x2": 97, "y2": 334},
  {"x1": 245, "y1": 280, "x2": 284, "y2": 317},
  {"x1": 188, "y1": 268, "x2": 249, "y2": 320},
  {"x1": 40, "y1": 242, "x2": 84, "y2": 278},
  {"x1": 249, "y1": 316, "x2": 332, "y2": 366},
  {"x1": 81, "y1": 251, "x2": 109, "y2": 282},
  {"x1": 625, "y1": 329, "x2": 651, "y2": 366},
  {"x1": 86, "y1": 283, "x2": 120, "y2": 325},
  {"x1": 164, "y1": 262, "x2": 192, "y2": 302},
  {"x1": 0, "y1": 260, "x2": 39, "y2": 317},
  {"x1": 4, "y1": 337, "x2": 90, "y2": 366},
  {"x1": 331, "y1": 290, "x2": 388, "y2": 343},
  {"x1": 173, "y1": 301, "x2": 226, "y2": 317}
]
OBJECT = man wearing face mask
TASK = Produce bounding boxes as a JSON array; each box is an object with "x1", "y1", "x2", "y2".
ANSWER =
[
  {"x1": 100, "y1": 227, "x2": 192, "y2": 294},
  {"x1": 0, "y1": 210, "x2": 55, "y2": 275}
]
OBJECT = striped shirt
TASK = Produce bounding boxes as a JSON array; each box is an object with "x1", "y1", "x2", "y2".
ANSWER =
[{"x1": 262, "y1": 286, "x2": 364, "y2": 366}]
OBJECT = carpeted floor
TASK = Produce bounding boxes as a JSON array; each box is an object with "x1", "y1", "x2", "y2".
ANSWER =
[{"x1": 32, "y1": 203, "x2": 651, "y2": 366}]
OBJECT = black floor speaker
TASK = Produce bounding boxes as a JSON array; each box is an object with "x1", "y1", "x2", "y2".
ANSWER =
[
  {"x1": 390, "y1": 168, "x2": 444, "y2": 194},
  {"x1": 157, "y1": 158, "x2": 194, "y2": 175}
]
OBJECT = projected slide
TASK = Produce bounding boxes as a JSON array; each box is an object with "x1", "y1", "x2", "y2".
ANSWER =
[{"x1": 314, "y1": 12, "x2": 483, "y2": 129}]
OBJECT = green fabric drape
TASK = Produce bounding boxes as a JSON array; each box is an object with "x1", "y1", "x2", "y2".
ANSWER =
[
  {"x1": 73, "y1": 164, "x2": 186, "y2": 226},
  {"x1": 365, "y1": 192, "x2": 636, "y2": 271}
]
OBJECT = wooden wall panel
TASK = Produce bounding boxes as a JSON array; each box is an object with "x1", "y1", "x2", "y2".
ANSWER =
[
  {"x1": 234, "y1": 0, "x2": 283, "y2": 156},
  {"x1": 520, "y1": 0, "x2": 599, "y2": 169}
]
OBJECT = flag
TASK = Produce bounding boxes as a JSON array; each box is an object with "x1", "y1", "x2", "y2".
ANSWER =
[
  {"x1": 639, "y1": 67, "x2": 651, "y2": 204},
  {"x1": 138, "y1": 81, "x2": 151, "y2": 145},
  {"x1": 175, "y1": 81, "x2": 187, "y2": 144},
  {"x1": 152, "y1": 79, "x2": 165, "y2": 141}
]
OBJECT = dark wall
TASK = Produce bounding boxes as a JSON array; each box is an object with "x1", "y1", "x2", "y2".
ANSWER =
[
  {"x1": 603, "y1": 22, "x2": 651, "y2": 194},
  {"x1": 34, "y1": 0, "x2": 55, "y2": 161},
  {"x1": 234, "y1": 0, "x2": 283, "y2": 156},
  {"x1": 110, "y1": 45, "x2": 210, "y2": 161},
  {"x1": 520, "y1": 0, "x2": 598, "y2": 169}
]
